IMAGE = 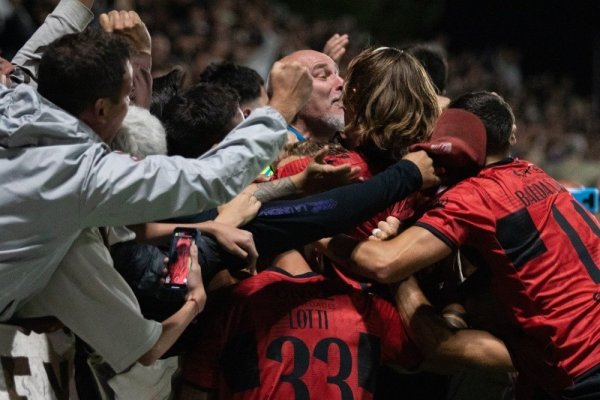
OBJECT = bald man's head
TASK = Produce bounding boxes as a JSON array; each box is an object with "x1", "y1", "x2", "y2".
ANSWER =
[{"x1": 275, "y1": 50, "x2": 344, "y2": 142}]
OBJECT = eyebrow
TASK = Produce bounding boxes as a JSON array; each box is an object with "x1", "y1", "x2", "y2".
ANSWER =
[{"x1": 311, "y1": 63, "x2": 339, "y2": 74}]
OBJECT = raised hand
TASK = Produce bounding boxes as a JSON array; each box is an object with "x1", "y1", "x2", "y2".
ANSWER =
[
  {"x1": 268, "y1": 60, "x2": 312, "y2": 123},
  {"x1": 99, "y1": 10, "x2": 151, "y2": 55},
  {"x1": 323, "y1": 33, "x2": 349, "y2": 64}
]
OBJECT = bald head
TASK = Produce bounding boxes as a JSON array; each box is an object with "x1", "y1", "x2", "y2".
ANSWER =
[{"x1": 277, "y1": 50, "x2": 345, "y2": 143}]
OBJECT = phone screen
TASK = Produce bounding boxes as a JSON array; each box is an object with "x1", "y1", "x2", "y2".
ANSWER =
[{"x1": 166, "y1": 230, "x2": 195, "y2": 286}]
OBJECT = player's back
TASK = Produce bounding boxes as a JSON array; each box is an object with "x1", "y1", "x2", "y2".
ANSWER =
[
  {"x1": 447, "y1": 158, "x2": 600, "y2": 391},
  {"x1": 182, "y1": 268, "x2": 421, "y2": 399}
]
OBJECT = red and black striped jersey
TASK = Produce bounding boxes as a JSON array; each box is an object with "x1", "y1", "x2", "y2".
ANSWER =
[
  {"x1": 182, "y1": 268, "x2": 421, "y2": 400},
  {"x1": 416, "y1": 158, "x2": 600, "y2": 394}
]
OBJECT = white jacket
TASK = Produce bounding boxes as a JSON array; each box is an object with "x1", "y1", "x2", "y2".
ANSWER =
[{"x1": 0, "y1": 83, "x2": 288, "y2": 319}]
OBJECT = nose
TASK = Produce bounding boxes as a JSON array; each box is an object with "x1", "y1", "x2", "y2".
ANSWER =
[{"x1": 333, "y1": 74, "x2": 344, "y2": 90}]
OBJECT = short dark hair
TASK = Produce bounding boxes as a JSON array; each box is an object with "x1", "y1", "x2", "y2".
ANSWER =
[
  {"x1": 164, "y1": 83, "x2": 241, "y2": 157},
  {"x1": 150, "y1": 67, "x2": 186, "y2": 120},
  {"x1": 405, "y1": 44, "x2": 448, "y2": 95},
  {"x1": 199, "y1": 62, "x2": 264, "y2": 105},
  {"x1": 448, "y1": 91, "x2": 515, "y2": 154},
  {"x1": 38, "y1": 28, "x2": 130, "y2": 117}
]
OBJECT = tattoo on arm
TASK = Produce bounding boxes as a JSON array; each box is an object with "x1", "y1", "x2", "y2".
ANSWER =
[{"x1": 252, "y1": 178, "x2": 297, "y2": 202}]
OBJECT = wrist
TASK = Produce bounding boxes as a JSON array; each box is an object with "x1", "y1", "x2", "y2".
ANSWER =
[
  {"x1": 186, "y1": 297, "x2": 203, "y2": 316},
  {"x1": 268, "y1": 99, "x2": 295, "y2": 124},
  {"x1": 290, "y1": 172, "x2": 306, "y2": 195}
]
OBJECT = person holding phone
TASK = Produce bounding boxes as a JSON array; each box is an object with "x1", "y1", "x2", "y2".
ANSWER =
[
  {"x1": 168, "y1": 236, "x2": 194, "y2": 286},
  {"x1": 1, "y1": 23, "x2": 313, "y2": 396}
]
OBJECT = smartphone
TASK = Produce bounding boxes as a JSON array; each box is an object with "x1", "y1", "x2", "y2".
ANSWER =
[{"x1": 165, "y1": 227, "x2": 199, "y2": 289}]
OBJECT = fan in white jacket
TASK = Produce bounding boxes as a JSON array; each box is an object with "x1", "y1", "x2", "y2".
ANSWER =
[{"x1": 0, "y1": 30, "x2": 312, "y2": 326}]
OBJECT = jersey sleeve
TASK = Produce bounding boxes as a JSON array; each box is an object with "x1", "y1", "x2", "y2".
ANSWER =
[{"x1": 415, "y1": 183, "x2": 495, "y2": 250}]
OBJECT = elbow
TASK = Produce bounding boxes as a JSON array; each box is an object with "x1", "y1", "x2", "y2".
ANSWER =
[
  {"x1": 369, "y1": 257, "x2": 398, "y2": 283},
  {"x1": 356, "y1": 243, "x2": 407, "y2": 284},
  {"x1": 138, "y1": 349, "x2": 159, "y2": 366}
]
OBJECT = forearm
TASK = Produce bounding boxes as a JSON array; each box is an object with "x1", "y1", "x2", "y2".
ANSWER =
[
  {"x1": 131, "y1": 221, "x2": 218, "y2": 246},
  {"x1": 81, "y1": 108, "x2": 288, "y2": 227},
  {"x1": 421, "y1": 329, "x2": 515, "y2": 373},
  {"x1": 394, "y1": 278, "x2": 514, "y2": 374},
  {"x1": 12, "y1": 0, "x2": 94, "y2": 78},
  {"x1": 326, "y1": 225, "x2": 453, "y2": 283},
  {"x1": 138, "y1": 299, "x2": 201, "y2": 365},
  {"x1": 131, "y1": 52, "x2": 152, "y2": 109},
  {"x1": 243, "y1": 159, "x2": 423, "y2": 256},
  {"x1": 251, "y1": 176, "x2": 302, "y2": 202}
]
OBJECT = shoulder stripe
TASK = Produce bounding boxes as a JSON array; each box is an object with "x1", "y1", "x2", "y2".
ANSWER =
[{"x1": 414, "y1": 222, "x2": 457, "y2": 251}]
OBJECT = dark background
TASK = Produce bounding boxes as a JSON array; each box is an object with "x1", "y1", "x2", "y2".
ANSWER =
[{"x1": 281, "y1": 0, "x2": 600, "y2": 96}]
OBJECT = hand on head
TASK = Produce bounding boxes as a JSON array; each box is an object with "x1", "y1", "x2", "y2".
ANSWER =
[
  {"x1": 99, "y1": 10, "x2": 151, "y2": 55},
  {"x1": 403, "y1": 150, "x2": 441, "y2": 189}
]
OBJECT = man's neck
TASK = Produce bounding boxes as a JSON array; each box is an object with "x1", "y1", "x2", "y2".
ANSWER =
[
  {"x1": 485, "y1": 152, "x2": 512, "y2": 166},
  {"x1": 291, "y1": 119, "x2": 333, "y2": 144}
]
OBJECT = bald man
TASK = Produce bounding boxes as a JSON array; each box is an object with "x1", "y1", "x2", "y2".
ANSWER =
[{"x1": 277, "y1": 50, "x2": 345, "y2": 143}]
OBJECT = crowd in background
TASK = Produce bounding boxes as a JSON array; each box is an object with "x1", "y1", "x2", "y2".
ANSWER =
[
  {"x1": 3, "y1": 0, "x2": 598, "y2": 189},
  {"x1": 0, "y1": 0, "x2": 600, "y2": 399}
]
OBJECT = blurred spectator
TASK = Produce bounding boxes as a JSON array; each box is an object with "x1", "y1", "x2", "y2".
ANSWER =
[
  {"x1": 4, "y1": 0, "x2": 598, "y2": 185},
  {"x1": 199, "y1": 61, "x2": 268, "y2": 117}
]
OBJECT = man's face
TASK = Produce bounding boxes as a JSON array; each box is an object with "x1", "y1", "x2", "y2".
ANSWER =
[
  {"x1": 0, "y1": 56, "x2": 14, "y2": 87},
  {"x1": 102, "y1": 60, "x2": 133, "y2": 144},
  {"x1": 289, "y1": 51, "x2": 345, "y2": 140}
]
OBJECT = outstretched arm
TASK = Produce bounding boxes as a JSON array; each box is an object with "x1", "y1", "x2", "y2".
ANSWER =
[
  {"x1": 322, "y1": 225, "x2": 452, "y2": 283},
  {"x1": 99, "y1": 10, "x2": 153, "y2": 108},
  {"x1": 242, "y1": 151, "x2": 438, "y2": 257},
  {"x1": 12, "y1": 0, "x2": 94, "y2": 79}
]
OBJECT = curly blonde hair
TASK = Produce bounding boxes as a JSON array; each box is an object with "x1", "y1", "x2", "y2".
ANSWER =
[{"x1": 343, "y1": 46, "x2": 439, "y2": 166}]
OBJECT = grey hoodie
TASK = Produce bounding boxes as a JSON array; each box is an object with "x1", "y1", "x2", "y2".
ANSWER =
[{"x1": 0, "y1": 83, "x2": 288, "y2": 319}]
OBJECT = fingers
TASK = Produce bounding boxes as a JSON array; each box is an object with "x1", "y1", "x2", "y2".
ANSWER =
[
  {"x1": 99, "y1": 13, "x2": 111, "y2": 32},
  {"x1": 349, "y1": 166, "x2": 362, "y2": 181},
  {"x1": 402, "y1": 150, "x2": 441, "y2": 189},
  {"x1": 100, "y1": 10, "x2": 142, "y2": 32},
  {"x1": 313, "y1": 146, "x2": 329, "y2": 164},
  {"x1": 370, "y1": 228, "x2": 383, "y2": 241},
  {"x1": 248, "y1": 196, "x2": 262, "y2": 217},
  {"x1": 268, "y1": 60, "x2": 313, "y2": 123},
  {"x1": 236, "y1": 229, "x2": 259, "y2": 267},
  {"x1": 226, "y1": 231, "x2": 259, "y2": 268},
  {"x1": 370, "y1": 216, "x2": 401, "y2": 241},
  {"x1": 189, "y1": 243, "x2": 201, "y2": 273},
  {"x1": 380, "y1": 216, "x2": 400, "y2": 236},
  {"x1": 323, "y1": 33, "x2": 349, "y2": 63}
]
